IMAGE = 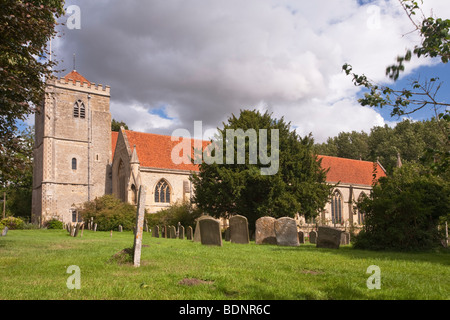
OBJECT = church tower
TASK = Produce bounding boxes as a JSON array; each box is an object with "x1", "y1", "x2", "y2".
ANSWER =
[{"x1": 32, "y1": 71, "x2": 112, "y2": 225}]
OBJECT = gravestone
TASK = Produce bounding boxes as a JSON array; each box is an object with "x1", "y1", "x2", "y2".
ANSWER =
[
  {"x1": 132, "y1": 186, "x2": 146, "y2": 267},
  {"x1": 178, "y1": 225, "x2": 185, "y2": 239},
  {"x1": 229, "y1": 215, "x2": 249, "y2": 244},
  {"x1": 255, "y1": 216, "x2": 277, "y2": 245},
  {"x1": 80, "y1": 223, "x2": 85, "y2": 237},
  {"x1": 224, "y1": 228, "x2": 230, "y2": 241},
  {"x1": 340, "y1": 232, "x2": 351, "y2": 245},
  {"x1": 274, "y1": 217, "x2": 299, "y2": 247},
  {"x1": 1, "y1": 227, "x2": 8, "y2": 236},
  {"x1": 199, "y1": 218, "x2": 222, "y2": 246},
  {"x1": 309, "y1": 231, "x2": 317, "y2": 244},
  {"x1": 161, "y1": 225, "x2": 166, "y2": 238},
  {"x1": 316, "y1": 226, "x2": 342, "y2": 249},
  {"x1": 298, "y1": 231, "x2": 305, "y2": 244},
  {"x1": 186, "y1": 226, "x2": 193, "y2": 240},
  {"x1": 169, "y1": 226, "x2": 176, "y2": 239},
  {"x1": 193, "y1": 215, "x2": 213, "y2": 242},
  {"x1": 119, "y1": 225, "x2": 123, "y2": 232},
  {"x1": 152, "y1": 225, "x2": 160, "y2": 238},
  {"x1": 93, "y1": 223, "x2": 97, "y2": 232},
  {"x1": 73, "y1": 222, "x2": 81, "y2": 238}
]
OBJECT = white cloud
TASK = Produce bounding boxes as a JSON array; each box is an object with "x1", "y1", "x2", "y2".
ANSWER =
[{"x1": 53, "y1": 0, "x2": 450, "y2": 143}]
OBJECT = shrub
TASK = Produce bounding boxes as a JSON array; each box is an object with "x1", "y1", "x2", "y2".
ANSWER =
[
  {"x1": 45, "y1": 219, "x2": 63, "y2": 229},
  {"x1": 147, "y1": 201, "x2": 202, "y2": 229},
  {"x1": 0, "y1": 216, "x2": 25, "y2": 230},
  {"x1": 78, "y1": 195, "x2": 138, "y2": 231},
  {"x1": 354, "y1": 164, "x2": 450, "y2": 251}
]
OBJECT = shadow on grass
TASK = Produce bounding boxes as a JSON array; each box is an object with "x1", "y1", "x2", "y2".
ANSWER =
[{"x1": 254, "y1": 241, "x2": 450, "y2": 267}]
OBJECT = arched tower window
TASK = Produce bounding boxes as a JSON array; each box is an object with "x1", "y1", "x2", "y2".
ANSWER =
[
  {"x1": 72, "y1": 158, "x2": 77, "y2": 170},
  {"x1": 155, "y1": 179, "x2": 170, "y2": 203},
  {"x1": 73, "y1": 100, "x2": 86, "y2": 118},
  {"x1": 73, "y1": 101, "x2": 79, "y2": 117},
  {"x1": 331, "y1": 190, "x2": 342, "y2": 225}
]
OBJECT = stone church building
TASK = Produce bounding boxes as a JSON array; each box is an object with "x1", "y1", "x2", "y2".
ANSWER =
[{"x1": 32, "y1": 71, "x2": 386, "y2": 227}]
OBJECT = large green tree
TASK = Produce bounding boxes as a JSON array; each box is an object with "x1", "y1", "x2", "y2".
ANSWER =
[
  {"x1": 354, "y1": 163, "x2": 449, "y2": 251},
  {"x1": 0, "y1": 0, "x2": 64, "y2": 187},
  {"x1": 191, "y1": 110, "x2": 331, "y2": 231}
]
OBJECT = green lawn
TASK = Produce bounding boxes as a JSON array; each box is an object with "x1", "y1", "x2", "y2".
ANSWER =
[{"x1": 0, "y1": 229, "x2": 448, "y2": 300}]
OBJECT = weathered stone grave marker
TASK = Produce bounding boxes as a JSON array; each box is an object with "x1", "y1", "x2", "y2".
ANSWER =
[
  {"x1": 255, "y1": 216, "x2": 277, "y2": 245},
  {"x1": 186, "y1": 226, "x2": 193, "y2": 240},
  {"x1": 309, "y1": 230, "x2": 317, "y2": 244},
  {"x1": 274, "y1": 217, "x2": 299, "y2": 247},
  {"x1": 316, "y1": 226, "x2": 342, "y2": 249},
  {"x1": 152, "y1": 225, "x2": 160, "y2": 238},
  {"x1": 169, "y1": 225, "x2": 176, "y2": 239},
  {"x1": 1, "y1": 227, "x2": 8, "y2": 237},
  {"x1": 340, "y1": 232, "x2": 351, "y2": 245},
  {"x1": 178, "y1": 225, "x2": 185, "y2": 239},
  {"x1": 133, "y1": 186, "x2": 146, "y2": 267},
  {"x1": 298, "y1": 231, "x2": 305, "y2": 244},
  {"x1": 199, "y1": 217, "x2": 222, "y2": 246},
  {"x1": 229, "y1": 215, "x2": 249, "y2": 244},
  {"x1": 193, "y1": 215, "x2": 213, "y2": 242}
]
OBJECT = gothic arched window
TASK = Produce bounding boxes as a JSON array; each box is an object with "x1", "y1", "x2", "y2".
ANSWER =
[
  {"x1": 331, "y1": 190, "x2": 342, "y2": 225},
  {"x1": 74, "y1": 100, "x2": 86, "y2": 118},
  {"x1": 155, "y1": 179, "x2": 170, "y2": 203},
  {"x1": 73, "y1": 101, "x2": 79, "y2": 117}
]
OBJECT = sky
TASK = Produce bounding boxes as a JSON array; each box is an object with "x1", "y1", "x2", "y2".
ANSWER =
[{"x1": 39, "y1": 0, "x2": 450, "y2": 143}]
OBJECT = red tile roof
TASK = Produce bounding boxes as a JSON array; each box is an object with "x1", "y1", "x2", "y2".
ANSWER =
[
  {"x1": 319, "y1": 155, "x2": 386, "y2": 186},
  {"x1": 113, "y1": 130, "x2": 208, "y2": 172},
  {"x1": 111, "y1": 131, "x2": 386, "y2": 184},
  {"x1": 63, "y1": 70, "x2": 91, "y2": 85}
]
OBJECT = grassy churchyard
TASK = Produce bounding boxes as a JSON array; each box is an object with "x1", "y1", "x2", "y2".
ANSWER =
[{"x1": 0, "y1": 229, "x2": 448, "y2": 300}]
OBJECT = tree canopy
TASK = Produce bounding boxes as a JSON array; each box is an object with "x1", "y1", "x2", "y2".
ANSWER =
[
  {"x1": 342, "y1": 0, "x2": 449, "y2": 177},
  {"x1": 191, "y1": 110, "x2": 331, "y2": 231},
  {"x1": 0, "y1": 0, "x2": 64, "y2": 187}
]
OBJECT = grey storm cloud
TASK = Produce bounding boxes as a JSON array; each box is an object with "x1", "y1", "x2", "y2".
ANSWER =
[{"x1": 53, "y1": 0, "x2": 444, "y2": 142}]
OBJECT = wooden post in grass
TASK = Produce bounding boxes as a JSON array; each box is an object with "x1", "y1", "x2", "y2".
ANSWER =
[{"x1": 133, "y1": 186, "x2": 146, "y2": 267}]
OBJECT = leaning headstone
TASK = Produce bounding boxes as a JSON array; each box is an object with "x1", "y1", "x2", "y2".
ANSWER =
[
  {"x1": 316, "y1": 226, "x2": 342, "y2": 249},
  {"x1": 178, "y1": 225, "x2": 185, "y2": 239},
  {"x1": 152, "y1": 225, "x2": 160, "y2": 238},
  {"x1": 309, "y1": 230, "x2": 317, "y2": 244},
  {"x1": 199, "y1": 218, "x2": 222, "y2": 246},
  {"x1": 274, "y1": 217, "x2": 299, "y2": 247},
  {"x1": 1, "y1": 227, "x2": 8, "y2": 237},
  {"x1": 229, "y1": 215, "x2": 249, "y2": 244},
  {"x1": 193, "y1": 215, "x2": 213, "y2": 242},
  {"x1": 73, "y1": 223, "x2": 82, "y2": 237},
  {"x1": 298, "y1": 231, "x2": 305, "y2": 244},
  {"x1": 186, "y1": 226, "x2": 193, "y2": 240},
  {"x1": 255, "y1": 216, "x2": 277, "y2": 245},
  {"x1": 80, "y1": 223, "x2": 85, "y2": 238},
  {"x1": 119, "y1": 225, "x2": 123, "y2": 232},
  {"x1": 133, "y1": 186, "x2": 146, "y2": 267}
]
